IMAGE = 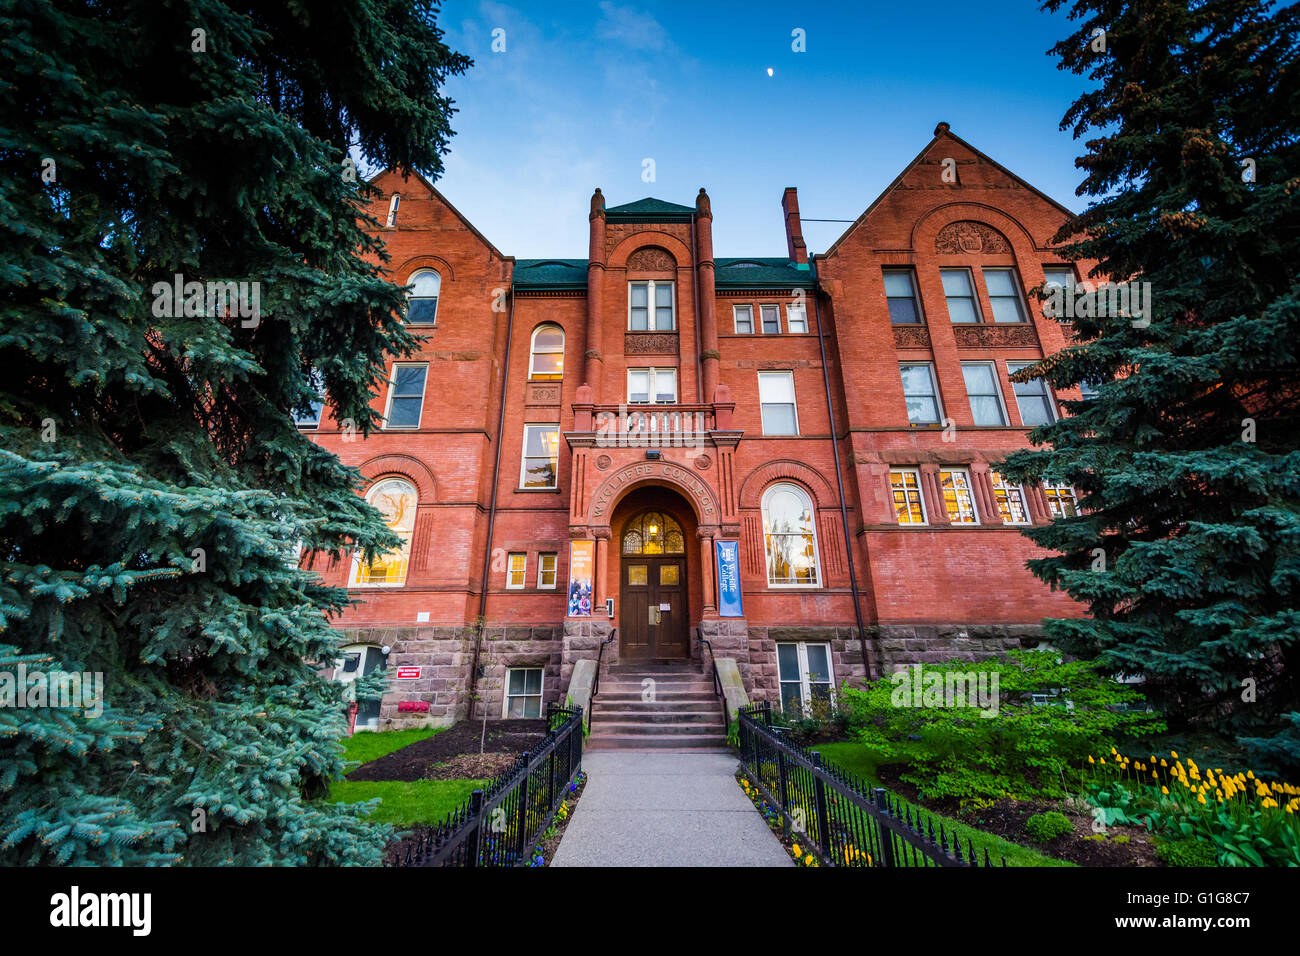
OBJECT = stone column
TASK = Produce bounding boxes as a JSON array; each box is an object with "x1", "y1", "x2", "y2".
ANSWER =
[
  {"x1": 698, "y1": 525, "x2": 717, "y2": 616},
  {"x1": 585, "y1": 188, "x2": 606, "y2": 401},
  {"x1": 695, "y1": 189, "x2": 720, "y2": 402},
  {"x1": 593, "y1": 527, "x2": 611, "y2": 619},
  {"x1": 1025, "y1": 482, "x2": 1052, "y2": 524},
  {"x1": 919, "y1": 464, "x2": 949, "y2": 525},
  {"x1": 970, "y1": 463, "x2": 1000, "y2": 524}
]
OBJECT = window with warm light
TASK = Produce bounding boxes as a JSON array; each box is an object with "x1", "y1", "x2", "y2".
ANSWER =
[
  {"x1": 520, "y1": 425, "x2": 559, "y2": 489},
  {"x1": 506, "y1": 552, "x2": 527, "y2": 589},
  {"x1": 351, "y1": 478, "x2": 417, "y2": 586},
  {"x1": 940, "y1": 469, "x2": 979, "y2": 524},
  {"x1": 537, "y1": 553, "x2": 558, "y2": 589},
  {"x1": 762, "y1": 483, "x2": 820, "y2": 587},
  {"x1": 1043, "y1": 483, "x2": 1079, "y2": 518},
  {"x1": 890, "y1": 469, "x2": 926, "y2": 525},
  {"x1": 991, "y1": 472, "x2": 1030, "y2": 524},
  {"x1": 529, "y1": 324, "x2": 564, "y2": 379},
  {"x1": 622, "y1": 511, "x2": 685, "y2": 556}
]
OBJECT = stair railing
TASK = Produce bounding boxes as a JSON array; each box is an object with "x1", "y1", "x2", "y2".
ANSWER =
[
  {"x1": 697, "y1": 636, "x2": 730, "y2": 731},
  {"x1": 587, "y1": 630, "x2": 616, "y2": 733}
]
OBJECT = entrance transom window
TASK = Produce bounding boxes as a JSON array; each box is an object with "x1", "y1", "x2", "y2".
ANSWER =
[{"x1": 622, "y1": 511, "x2": 685, "y2": 556}]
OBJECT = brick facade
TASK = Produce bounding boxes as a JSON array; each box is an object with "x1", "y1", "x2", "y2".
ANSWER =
[{"x1": 308, "y1": 124, "x2": 1091, "y2": 728}]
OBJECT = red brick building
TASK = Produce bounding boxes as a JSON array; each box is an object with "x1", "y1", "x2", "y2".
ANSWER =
[{"x1": 305, "y1": 123, "x2": 1091, "y2": 730}]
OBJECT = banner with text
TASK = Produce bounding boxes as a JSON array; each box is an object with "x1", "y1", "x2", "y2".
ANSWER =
[
  {"x1": 568, "y1": 540, "x2": 595, "y2": 616},
  {"x1": 715, "y1": 539, "x2": 743, "y2": 618}
]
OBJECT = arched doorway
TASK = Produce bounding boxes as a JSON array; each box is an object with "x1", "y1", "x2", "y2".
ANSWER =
[{"x1": 619, "y1": 508, "x2": 689, "y2": 659}]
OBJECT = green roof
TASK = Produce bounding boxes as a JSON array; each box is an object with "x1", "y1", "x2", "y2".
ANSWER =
[
  {"x1": 513, "y1": 259, "x2": 588, "y2": 290},
  {"x1": 715, "y1": 257, "x2": 815, "y2": 288},
  {"x1": 605, "y1": 197, "x2": 696, "y2": 222}
]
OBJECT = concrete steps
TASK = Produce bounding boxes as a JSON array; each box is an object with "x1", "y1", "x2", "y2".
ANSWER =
[{"x1": 587, "y1": 663, "x2": 728, "y2": 751}]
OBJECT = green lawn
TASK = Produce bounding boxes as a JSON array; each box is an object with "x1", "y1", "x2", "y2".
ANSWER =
[
  {"x1": 810, "y1": 741, "x2": 1071, "y2": 868},
  {"x1": 341, "y1": 726, "x2": 443, "y2": 770},
  {"x1": 328, "y1": 779, "x2": 487, "y2": 827}
]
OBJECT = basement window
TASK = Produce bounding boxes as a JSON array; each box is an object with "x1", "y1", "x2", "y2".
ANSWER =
[{"x1": 504, "y1": 667, "x2": 544, "y2": 718}]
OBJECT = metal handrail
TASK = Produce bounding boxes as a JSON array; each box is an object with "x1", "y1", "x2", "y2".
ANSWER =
[
  {"x1": 587, "y1": 630, "x2": 616, "y2": 732},
  {"x1": 697, "y1": 636, "x2": 730, "y2": 731}
]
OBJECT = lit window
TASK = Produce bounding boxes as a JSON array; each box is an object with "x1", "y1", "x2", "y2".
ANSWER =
[
  {"x1": 883, "y1": 269, "x2": 922, "y2": 324},
  {"x1": 537, "y1": 553, "x2": 558, "y2": 589},
  {"x1": 733, "y1": 304, "x2": 754, "y2": 334},
  {"x1": 1043, "y1": 483, "x2": 1078, "y2": 518},
  {"x1": 941, "y1": 268, "x2": 981, "y2": 324},
  {"x1": 629, "y1": 280, "x2": 674, "y2": 331},
  {"x1": 352, "y1": 478, "x2": 417, "y2": 586},
  {"x1": 386, "y1": 194, "x2": 400, "y2": 227},
  {"x1": 983, "y1": 268, "x2": 1027, "y2": 324},
  {"x1": 622, "y1": 511, "x2": 685, "y2": 556},
  {"x1": 940, "y1": 469, "x2": 979, "y2": 524},
  {"x1": 758, "y1": 371, "x2": 798, "y2": 435},
  {"x1": 890, "y1": 469, "x2": 926, "y2": 525},
  {"x1": 760, "y1": 304, "x2": 781, "y2": 334},
  {"x1": 1007, "y1": 362, "x2": 1056, "y2": 426},
  {"x1": 383, "y1": 364, "x2": 428, "y2": 428},
  {"x1": 520, "y1": 424, "x2": 559, "y2": 489},
  {"x1": 506, "y1": 552, "x2": 527, "y2": 589},
  {"x1": 293, "y1": 369, "x2": 324, "y2": 428},
  {"x1": 407, "y1": 270, "x2": 440, "y2": 325},
  {"x1": 991, "y1": 472, "x2": 1030, "y2": 524},
  {"x1": 529, "y1": 324, "x2": 564, "y2": 379},
  {"x1": 776, "y1": 643, "x2": 834, "y2": 716},
  {"x1": 762, "y1": 483, "x2": 819, "y2": 587},
  {"x1": 627, "y1": 368, "x2": 677, "y2": 404},
  {"x1": 786, "y1": 302, "x2": 808, "y2": 334},
  {"x1": 961, "y1": 362, "x2": 1007, "y2": 426},
  {"x1": 900, "y1": 363, "x2": 942, "y2": 425},
  {"x1": 503, "y1": 667, "x2": 543, "y2": 718}
]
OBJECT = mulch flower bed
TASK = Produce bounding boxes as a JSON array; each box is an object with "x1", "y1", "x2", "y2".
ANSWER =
[
  {"x1": 526, "y1": 771, "x2": 588, "y2": 867},
  {"x1": 347, "y1": 719, "x2": 548, "y2": 782}
]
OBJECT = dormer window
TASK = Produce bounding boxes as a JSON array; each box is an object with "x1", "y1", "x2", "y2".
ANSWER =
[{"x1": 386, "y1": 193, "x2": 400, "y2": 227}]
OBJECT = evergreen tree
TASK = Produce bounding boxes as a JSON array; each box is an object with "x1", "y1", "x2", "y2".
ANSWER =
[
  {"x1": 0, "y1": 0, "x2": 469, "y2": 863},
  {"x1": 1000, "y1": 0, "x2": 1300, "y2": 769}
]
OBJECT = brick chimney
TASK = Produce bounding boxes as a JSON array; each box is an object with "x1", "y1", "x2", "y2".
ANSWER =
[{"x1": 781, "y1": 186, "x2": 808, "y2": 264}]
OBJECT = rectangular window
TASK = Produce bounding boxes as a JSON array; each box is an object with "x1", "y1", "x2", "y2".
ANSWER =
[
  {"x1": 627, "y1": 368, "x2": 677, "y2": 404},
  {"x1": 890, "y1": 469, "x2": 926, "y2": 525},
  {"x1": 293, "y1": 369, "x2": 324, "y2": 428},
  {"x1": 733, "y1": 304, "x2": 753, "y2": 334},
  {"x1": 776, "y1": 643, "x2": 834, "y2": 716},
  {"x1": 1080, "y1": 380, "x2": 1100, "y2": 401},
  {"x1": 961, "y1": 362, "x2": 1007, "y2": 426},
  {"x1": 537, "y1": 553, "x2": 558, "y2": 589},
  {"x1": 900, "y1": 363, "x2": 942, "y2": 425},
  {"x1": 383, "y1": 364, "x2": 428, "y2": 429},
  {"x1": 506, "y1": 552, "x2": 527, "y2": 589},
  {"x1": 760, "y1": 304, "x2": 781, "y2": 334},
  {"x1": 758, "y1": 371, "x2": 798, "y2": 435},
  {"x1": 983, "y1": 268, "x2": 1028, "y2": 323},
  {"x1": 1043, "y1": 266, "x2": 1076, "y2": 294},
  {"x1": 520, "y1": 424, "x2": 559, "y2": 489},
  {"x1": 941, "y1": 268, "x2": 982, "y2": 324},
  {"x1": 1043, "y1": 483, "x2": 1078, "y2": 518},
  {"x1": 940, "y1": 468, "x2": 979, "y2": 524},
  {"x1": 883, "y1": 269, "x2": 922, "y2": 324},
  {"x1": 991, "y1": 472, "x2": 1030, "y2": 524},
  {"x1": 1007, "y1": 362, "x2": 1056, "y2": 426},
  {"x1": 503, "y1": 667, "x2": 543, "y2": 718},
  {"x1": 786, "y1": 303, "x2": 808, "y2": 333},
  {"x1": 629, "y1": 280, "x2": 675, "y2": 331}
]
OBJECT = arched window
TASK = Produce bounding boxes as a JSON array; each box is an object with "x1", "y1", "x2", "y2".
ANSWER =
[
  {"x1": 407, "y1": 270, "x2": 440, "y2": 325},
  {"x1": 621, "y1": 511, "x2": 685, "y2": 556},
  {"x1": 529, "y1": 324, "x2": 564, "y2": 379},
  {"x1": 762, "y1": 483, "x2": 820, "y2": 587},
  {"x1": 386, "y1": 193, "x2": 400, "y2": 227},
  {"x1": 352, "y1": 478, "x2": 417, "y2": 586}
]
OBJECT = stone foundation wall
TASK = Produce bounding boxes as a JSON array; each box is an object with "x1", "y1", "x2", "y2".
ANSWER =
[
  {"x1": 874, "y1": 623, "x2": 1045, "y2": 674},
  {"x1": 561, "y1": 619, "x2": 615, "y2": 692},
  {"x1": 745, "y1": 625, "x2": 869, "y2": 706}
]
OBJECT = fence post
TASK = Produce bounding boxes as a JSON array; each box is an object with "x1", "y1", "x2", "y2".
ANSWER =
[
  {"x1": 811, "y1": 752, "x2": 832, "y2": 862},
  {"x1": 548, "y1": 742, "x2": 557, "y2": 811},
  {"x1": 776, "y1": 738, "x2": 790, "y2": 839},
  {"x1": 574, "y1": 706, "x2": 584, "y2": 775},
  {"x1": 514, "y1": 752, "x2": 531, "y2": 862},
  {"x1": 465, "y1": 789, "x2": 484, "y2": 868},
  {"x1": 873, "y1": 787, "x2": 896, "y2": 868}
]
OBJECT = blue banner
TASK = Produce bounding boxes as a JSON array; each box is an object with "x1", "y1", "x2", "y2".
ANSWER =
[{"x1": 715, "y1": 540, "x2": 743, "y2": 618}]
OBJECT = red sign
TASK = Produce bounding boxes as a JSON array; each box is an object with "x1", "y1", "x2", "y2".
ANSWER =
[{"x1": 396, "y1": 666, "x2": 422, "y2": 680}]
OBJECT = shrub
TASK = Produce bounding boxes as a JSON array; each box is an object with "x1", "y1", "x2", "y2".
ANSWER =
[
  {"x1": 1156, "y1": 838, "x2": 1219, "y2": 868},
  {"x1": 1025, "y1": 811, "x2": 1073, "y2": 843}
]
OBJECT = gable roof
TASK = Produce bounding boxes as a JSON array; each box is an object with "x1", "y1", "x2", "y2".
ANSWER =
[
  {"x1": 605, "y1": 197, "x2": 696, "y2": 223},
  {"x1": 817, "y1": 123, "x2": 1079, "y2": 260},
  {"x1": 365, "y1": 168, "x2": 507, "y2": 260}
]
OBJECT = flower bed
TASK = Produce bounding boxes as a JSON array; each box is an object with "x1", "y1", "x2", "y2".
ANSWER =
[{"x1": 526, "y1": 771, "x2": 588, "y2": 867}]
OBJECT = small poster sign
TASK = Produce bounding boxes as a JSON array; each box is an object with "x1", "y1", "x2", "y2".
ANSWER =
[
  {"x1": 396, "y1": 666, "x2": 422, "y2": 680},
  {"x1": 567, "y1": 540, "x2": 595, "y2": 617}
]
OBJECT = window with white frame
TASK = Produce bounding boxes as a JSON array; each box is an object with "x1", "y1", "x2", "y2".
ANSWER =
[
  {"x1": 983, "y1": 268, "x2": 1028, "y2": 323},
  {"x1": 883, "y1": 269, "x2": 922, "y2": 324},
  {"x1": 629, "y1": 280, "x2": 674, "y2": 330},
  {"x1": 991, "y1": 472, "x2": 1031, "y2": 524},
  {"x1": 961, "y1": 362, "x2": 1007, "y2": 426},
  {"x1": 537, "y1": 553, "x2": 558, "y2": 589},
  {"x1": 1043, "y1": 482, "x2": 1079, "y2": 518},
  {"x1": 762, "y1": 483, "x2": 820, "y2": 587},
  {"x1": 529, "y1": 324, "x2": 564, "y2": 379},
  {"x1": 627, "y1": 367, "x2": 677, "y2": 404},
  {"x1": 941, "y1": 268, "x2": 982, "y2": 324},
  {"x1": 890, "y1": 468, "x2": 926, "y2": 525},
  {"x1": 293, "y1": 369, "x2": 325, "y2": 428},
  {"x1": 520, "y1": 424, "x2": 559, "y2": 489},
  {"x1": 386, "y1": 194, "x2": 400, "y2": 227},
  {"x1": 733, "y1": 304, "x2": 754, "y2": 334},
  {"x1": 503, "y1": 667, "x2": 543, "y2": 718},
  {"x1": 776, "y1": 642, "x2": 834, "y2": 716},
  {"x1": 760, "y1": 304, "x2": 781, "y2": 334},
  {"x1": 900, "y1": 363, "x2": 942, "y2": 425},
  {"x1": 334, "y1": 644, "x2": 389, "y2": 731},
  {"x1": 1007, "y1": 362, "x2": 1056, "y2": 426},
  {"x1": 758, "y1": 371, "x2": 798, "y2": 435},
  {"x1": 506, "y1": 552, "x2": 527, "y2": 589},
  {"x1": 786, "y1": 302, "x2": 808, "y2": 333},
  {"x1": 351, "y1": 478, "x2": 417, "y2": 586},
  {"x1": 406, "y1": 270, "x2": 440, "y2": 325},
  {"x1": 383, "y1": 364, "x2": 428, "y2": 429},
  {"x1": 939, "y1": 468, "x2": 979, "y2": 524}
]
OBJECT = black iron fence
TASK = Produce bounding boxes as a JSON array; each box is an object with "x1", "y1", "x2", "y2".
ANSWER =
[
  {"x1": 738, "y1": 702, "x2": 1004, "y2": 867},
  {"x1": 386, "y1": 703, "x2": 584, "y2": 867}
]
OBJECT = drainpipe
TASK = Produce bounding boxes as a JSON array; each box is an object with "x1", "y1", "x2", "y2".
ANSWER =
[
  {"x1": 469, "y1": 280, "x2": 516, "y2": 719},
  {"x1": 811, "y1": 283, "x2": 876, "y2": 681}
]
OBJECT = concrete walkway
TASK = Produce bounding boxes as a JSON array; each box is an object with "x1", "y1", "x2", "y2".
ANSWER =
[{"x1": 550, "y1": 751, "x2": 793, "y2": 867}]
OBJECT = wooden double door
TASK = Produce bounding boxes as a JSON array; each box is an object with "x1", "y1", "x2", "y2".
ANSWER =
[{"x1": 620, "y1": 556, "x2": 688, "y2": 660}]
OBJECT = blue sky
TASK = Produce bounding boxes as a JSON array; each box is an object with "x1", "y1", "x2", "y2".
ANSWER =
[{"x1": 430, "y1": 0, "x2": 1092, "y2": 258}]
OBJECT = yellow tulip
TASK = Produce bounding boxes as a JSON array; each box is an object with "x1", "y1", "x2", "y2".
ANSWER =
[
  {"x1": 1161, "y1": 786, "x2": 1169, "y2": 795},
  {"x1": 1171, "y1": 751, "x2": 1179, "y2": 759}
]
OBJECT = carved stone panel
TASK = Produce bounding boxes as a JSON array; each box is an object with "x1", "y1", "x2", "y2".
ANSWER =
[
  {"x1": 892, "y1": 326, "x2": 932, "y2": 350},
  {"x1": 526, "y1": 381, "x2": 562, "y2": 406},
  {"x1": 952, "y1": 324, "x2": 1041, "y2": 349},
  {"x1": 935, "y1": 221, "x2": 1011, "y2": 255},
  {"x1": 627, "y1": 246, "x2": 676, "y2": 272},
  {"x1": 624, "y1": 332, "x2": 679, "y2": 354}
]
